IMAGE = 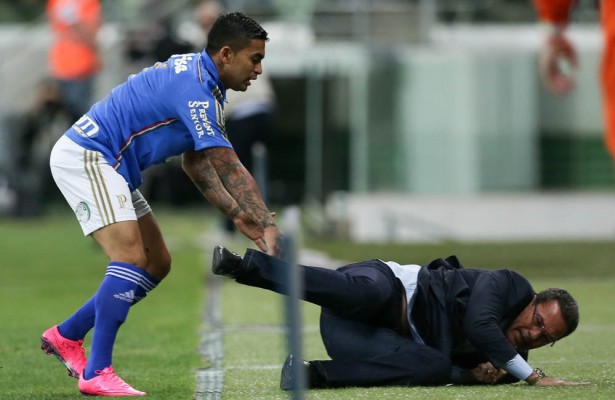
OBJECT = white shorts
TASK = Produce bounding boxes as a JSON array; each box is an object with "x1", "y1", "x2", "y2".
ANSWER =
[{"x1": 50, "y1": 135, "x2": 152, "y2": 235}]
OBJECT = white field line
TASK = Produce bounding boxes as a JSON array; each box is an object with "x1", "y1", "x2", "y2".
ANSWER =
[
  {"x1": 226, "y1": 365, "x2": 282, "y2": 370},
  {"x1": 222, "y1": 325, "x2": 320, "y2": 333},
  {"x1": 195, "y1": 270, "x2": 224, "y2": 400}
]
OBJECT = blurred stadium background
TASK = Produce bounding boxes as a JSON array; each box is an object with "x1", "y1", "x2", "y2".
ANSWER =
[{"x1": 0, "y1": 0, "x2": 610, "y2": 238}]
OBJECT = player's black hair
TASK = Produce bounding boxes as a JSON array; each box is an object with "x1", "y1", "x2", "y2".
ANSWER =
[
  {"x1": 535, "y1": 288, "x2": 579, "y2": 337},
  {"x1": 206, "y1": 12, "x2": 268, "y2": 55}
]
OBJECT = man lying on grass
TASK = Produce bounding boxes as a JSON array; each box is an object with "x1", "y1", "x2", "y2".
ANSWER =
[{"x1": 212, "y1": 246, "x2": 586, "y2": 389}]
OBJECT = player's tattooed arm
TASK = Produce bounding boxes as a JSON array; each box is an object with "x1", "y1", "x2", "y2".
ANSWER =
[
  {"x1": 181, "y1": 149, "x2": 241, "y2": 217},
  {"x1": 201, "y1": 147, "x2": 276, "y2": 227},
  {"x1": 182, "y1": 147, "x2": 282, "y2": 255}
]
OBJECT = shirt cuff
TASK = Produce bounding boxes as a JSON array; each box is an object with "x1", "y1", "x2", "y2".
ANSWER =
[{"x1": 505, "y1": 354, "x2": 533, "y2": 381}]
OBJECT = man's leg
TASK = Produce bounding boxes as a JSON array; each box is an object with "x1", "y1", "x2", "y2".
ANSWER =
[
  {"x1": 55, "y1": 194, "x2": 168, "y2": 332},
  {"x1": 227, "y1": 249, "x2": 401, "y2": 321},
  {"x1": 43, "y1": 209, "x2": 166, "y2": 382},
  {"x1": 84, "y1": 209, "x2": 169, "y2": 372},
  {"x1": 68, "y1": 220, "x2": 148, "y2": 396},
  {"x1": 309, "y1": 310, "x2": 450, "y2": 387},
  {"x1": 55, "y1": 214, "x2": 166, "y2": 395},
  {"x1": 75, "y1": 211, "x2": 169, "y2": 396}
]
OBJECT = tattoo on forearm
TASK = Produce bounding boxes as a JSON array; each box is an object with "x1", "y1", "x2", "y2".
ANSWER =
[
  {"x1": 229, "y1": 205, "x2": 241, "y2": 218},
  {"x1": 210, "y1": 151, "x2": 275, "y2": 228},
  {"x1": 225, "y1": 176, "x2": 275, "y2": 227},
  {"x1": 183, "y1": 151, "x2": 239, "y2": 217},
  {"x1": 184, "y1": 148, "x2": 276, "y2": 228}
]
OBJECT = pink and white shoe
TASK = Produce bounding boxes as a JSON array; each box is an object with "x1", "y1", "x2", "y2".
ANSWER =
[
  {"x1": 41, "y1": 325, "x2": 87, "y2": 379},
  {"x1": 78, "y1": 366, "x2": 146, "y2": 396}
]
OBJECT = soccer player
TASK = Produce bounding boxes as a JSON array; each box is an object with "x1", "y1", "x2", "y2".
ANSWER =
[{"x1": 40, "y1": 12, "x2": 281, "y2": 396}]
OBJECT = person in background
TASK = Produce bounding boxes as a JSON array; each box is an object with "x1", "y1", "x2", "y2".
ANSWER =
[
  {"x1": 46, "y1": 0, "x2": 102, "y2": 123},
  {"x1": 40, "y1": 12, "x2": 281, "y2": 396},
  {"x1": 533, "y1": 1, "x2": 615, "y2": 163},
  {"x1": 196, "y1": 0, "x2": 276, "y2": 235},
  {"x1": 5, "y1": 79, "x2": 70, "y2": 216}
]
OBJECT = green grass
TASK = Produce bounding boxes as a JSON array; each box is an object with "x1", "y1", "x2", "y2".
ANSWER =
[
  {"x1": 0, "y1": 206, "x2": 208, "y2": 399},
  {"x1": 2, "y1": 206, "x2": 615, "y2": 399}
]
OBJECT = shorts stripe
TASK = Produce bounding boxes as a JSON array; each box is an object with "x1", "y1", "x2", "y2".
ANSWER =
[
  {"x1": 84, "y1": 150, "x2": 108, "y2": 225},
  {"x1": 85, "y1": 150, "x2": 115, "y2": 225},
  {"x1": 93, "y1": 152, "x2": 117, "y2": 223}
]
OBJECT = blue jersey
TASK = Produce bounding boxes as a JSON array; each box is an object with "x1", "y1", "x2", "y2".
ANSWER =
[{"x1": 65, "y1": 50, "x2": 231, "y2": 191}]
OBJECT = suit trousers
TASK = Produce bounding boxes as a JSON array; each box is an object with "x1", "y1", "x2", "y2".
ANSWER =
[{"x1": 237, "y1": 249, "x2": 451, "y2": 387}]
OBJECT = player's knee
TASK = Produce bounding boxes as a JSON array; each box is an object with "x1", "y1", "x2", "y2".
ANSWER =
[
  {"x1": 156, "y1": 256, "x2": 172, "y2": 280},
  {"x1": 112, "y1": 248, "x2": 148, "y2": 269},
  {"x1": 146, "y1": 251, "x2": 172, "y2": 280}
]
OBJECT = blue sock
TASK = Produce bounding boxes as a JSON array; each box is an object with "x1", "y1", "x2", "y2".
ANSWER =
[
  {"x1": 132, "y1": 267, "x2": 160, "y2": 305},
  {"x1": 58, "y1": 296, "x2": 96, "y2": 341},
  {"x1": 57, "y1": 266, "x2": 160, "y2": 343},
  {"x1": 84, "y1": 262, "x2": 156, "y2": 379}
]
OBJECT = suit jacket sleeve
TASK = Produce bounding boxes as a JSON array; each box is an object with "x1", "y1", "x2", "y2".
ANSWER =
[{"x1": 462, "y1": 270, "x2": 534, "y2": 369}]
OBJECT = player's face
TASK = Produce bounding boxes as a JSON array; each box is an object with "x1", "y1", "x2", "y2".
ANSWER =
[
  {"x1": 223, "y1": 39, "x2": 265, "y2": 92},
  {"x1": 505, "y1": 298, "x2": 568, "y2": 351}
]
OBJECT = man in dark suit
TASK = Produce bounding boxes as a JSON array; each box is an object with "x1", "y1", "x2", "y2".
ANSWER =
[{"x1": 212, "y1": 246, "x2": 584, "y2": 388}]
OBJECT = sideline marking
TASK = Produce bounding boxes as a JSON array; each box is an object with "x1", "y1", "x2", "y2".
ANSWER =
[{"x1": 195, "y1": 269, "x2": 224, "y2": 400}]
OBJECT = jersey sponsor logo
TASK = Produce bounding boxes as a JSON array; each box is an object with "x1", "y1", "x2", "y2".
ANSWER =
[
  {"x1": 188, "y1": 100, "x2": 215, "y2": 138},
  {"x1": 73, "y1": 115, "x2": 100, "y2": 138},
  {"x1": 173, "y1": 54, "x2": 194, "y2": 74}
]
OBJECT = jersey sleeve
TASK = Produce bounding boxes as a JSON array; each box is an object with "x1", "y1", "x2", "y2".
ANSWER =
[
  {"x1": 532, "y1": 0, "x2": 577, "y2": 25},
  {"x1": 174, "y1": 79, "x2": 232, "y2": 152}
]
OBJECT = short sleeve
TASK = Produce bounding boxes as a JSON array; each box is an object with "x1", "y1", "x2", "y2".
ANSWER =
[{"x1": 174, "y1": 77, "x2": 232, "y2": 152}]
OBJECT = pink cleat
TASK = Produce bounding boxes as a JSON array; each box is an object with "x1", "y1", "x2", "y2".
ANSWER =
[
  {"x1": 41, "y1": 325, "x2": 87, "y2": 379},
  {"x1": 78, "y1": 366, "x2": 146, "y2": 396}
]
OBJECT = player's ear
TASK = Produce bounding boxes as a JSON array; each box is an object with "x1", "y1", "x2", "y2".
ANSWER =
[{"x1": 219, "y1": 46, "x2": 234, "y2": 64}]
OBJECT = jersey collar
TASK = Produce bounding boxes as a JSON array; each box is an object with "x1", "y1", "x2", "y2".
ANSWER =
[{"x1": 199, "y1": 50, "x2": 227, "y2": 104}]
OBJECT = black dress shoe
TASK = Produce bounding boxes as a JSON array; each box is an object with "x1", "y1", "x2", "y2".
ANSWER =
[
  {"x1": 280, "y1": 354, "x2": 322, "y2": 390},
  {"x1": 212, "y1": 246, "x2": 243, "y2": 278}
]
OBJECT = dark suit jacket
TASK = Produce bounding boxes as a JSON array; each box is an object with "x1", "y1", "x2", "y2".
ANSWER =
[{"x1": 411, "y1": 256, "x2": 534, "y2": 378}]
